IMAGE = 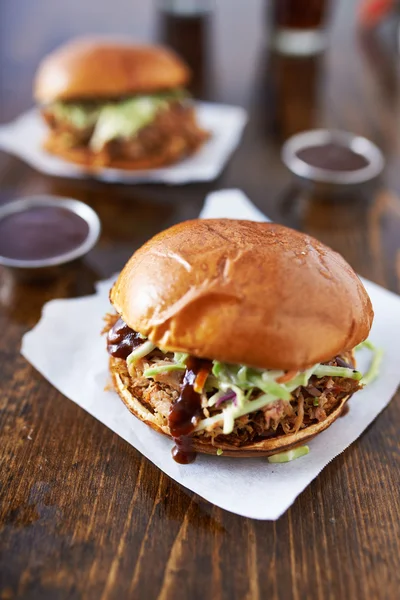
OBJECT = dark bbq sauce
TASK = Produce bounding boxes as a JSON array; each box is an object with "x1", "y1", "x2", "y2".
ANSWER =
[
  {"x1": 340, "y1": 403, "x2": 350, "y2": 417},
  {"x1": 172, "y1": 436, "x2": 198, "y2": 465},
  {"x1": 169, "y1": 356, "x2": 212, "y2": 464},
  {"x1": 296, "y1": 142, "x2": 370, "y2": 172},
  {"x1": 106, "y1": 319, "x2": 211, "y2": 464},
  {"x1": 0, "y1": 206, "x2": 89, "y2": 261},
  {"x1": 107, "y1": 318, "x2": 144, "y2": 359}
]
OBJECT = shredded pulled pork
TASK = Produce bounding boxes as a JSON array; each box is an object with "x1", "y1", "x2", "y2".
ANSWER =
[
  {"x1": 102, "y1": 312, "x2": 119, "y2": 334},
  {"x1": 111, "y1": 353, "x2": 179, "y2": 432},
  {"x1": 43, "y1": 101, "x2": 208, "y2": 162},
  {"x1": 105, "y1": 316, "x2": 360, "y2": 446}
]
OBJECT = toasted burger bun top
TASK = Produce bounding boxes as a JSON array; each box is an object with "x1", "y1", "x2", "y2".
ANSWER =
[
  {"x1": 110, "y1": 219, "x2": 373, "y2": 371},
  {"x1": 34, "y1": 37, "x2": 191, "y2": 103}
]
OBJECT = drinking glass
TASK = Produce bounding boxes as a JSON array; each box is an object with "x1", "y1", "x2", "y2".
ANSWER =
[{"x1": 269, "y1": 0, "x2": 332, "y2": 56}]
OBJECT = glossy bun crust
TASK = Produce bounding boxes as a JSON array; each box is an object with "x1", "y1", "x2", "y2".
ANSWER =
[
  {"x1": 34, "y1": 38, "x2": 190, "y2": 102},
  {"x1": 110, "y1": 219, "x2": 373, "y2": 371},
  {"x1": 110, "y1": 356, "x2": 351, "y2": 457}
]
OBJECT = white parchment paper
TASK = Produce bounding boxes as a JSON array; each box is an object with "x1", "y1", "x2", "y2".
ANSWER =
[
  {"x1": 21, "y1": 189, "x2": 400, "y2": 519},
  {"x1": 0, "y1": 104, "x2": 247, "y2": 184}
]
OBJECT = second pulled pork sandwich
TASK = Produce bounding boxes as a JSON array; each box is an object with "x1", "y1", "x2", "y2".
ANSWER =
[
  {"x1": 105, "y1": 219, "x2": 373, "y2": 463},
  {"x1": 34, "y1": 38, "x2": 209, "y2": 169}
]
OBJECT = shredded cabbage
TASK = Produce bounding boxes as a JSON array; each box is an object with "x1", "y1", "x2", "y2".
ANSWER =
[
  {"x1": 250, "y1": 372, "x2": 292, "y2": 400},
  {"x1": 51, "y1": 90, "x2": 187, "y2": 150},
  {"x1": 211, "y1": 362, "x2": 292, "y2": 400},
  {"x1": 312, "y1": 364, "x2": 362, "y2": 381},
  {"x1": 126, "y1": 341, "x2": 156, "y2": 365},
  {"x1": 267, "y1": 446, "x2": 310, "y2": 463},
  {"x1": 222, "y1": 407, "x2": 235, "y2": 434},
  {"x1": 51, "y1": 101, "x2": 100, "y2": 130},
  {"x1": 90, "y1": 97, "x2": 168, "y2": 151},
  {"x1": 174, "y1": 352, "x2": 189, "y2": 363},
  {"x1": 207, "y1": 390, "x2": 226, "y2": 407},
  {"x1": 195, "y1": 392, "x2": 281, "y2": 432},
  {"x1": 356, "y1": 340, "x2": 375, "y2": 351},
  {"x1": 90, "y1": 90, "x2": 187, "y2": 150},
  {"x1": 189, "y1": 355, "x2": 366, "y2": 434},
  {"x1": 142, "y1": 352, "x2": 188, "y2": 377},
  {"x1": 356, "y1": 340, "x2": 383, "y2": 385},
  {"x1": 129, "y1": 336, "x2": 381, "y2": 437},
  {"x1": 143, "y1": 363, "x2": 186, "y2": 377}
]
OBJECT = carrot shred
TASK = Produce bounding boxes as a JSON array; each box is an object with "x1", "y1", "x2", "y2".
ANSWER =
[
  {"x1": 194, "y1": 368, "x2": 210, "y2": 393},
  {"x1": 276, "y1": 370, "x2": 298, "y2": 384}
]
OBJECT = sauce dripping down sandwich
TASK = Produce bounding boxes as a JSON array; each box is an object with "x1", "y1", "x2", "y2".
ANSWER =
[
  {"x1": 107, "y1": 319, "x2": 211, "y2": 464},
  {"x1": 168, "y1": 357, "x2": 211, "y2": 464}
]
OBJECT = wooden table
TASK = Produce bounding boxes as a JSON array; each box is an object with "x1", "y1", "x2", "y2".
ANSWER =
[{"x1": 1, "y1": 1, "x2": 400, "y2": 598}]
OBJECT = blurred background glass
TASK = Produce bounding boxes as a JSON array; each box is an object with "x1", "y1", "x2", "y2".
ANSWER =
[
  {"x1": 259, "y1": 52, "x2": 322, "y2": 140},
  {"x1": 157, "y1": 0, "x2": 214, "y2": 97},
  {"x1": 268, "y1": 0, "x2": 332, "y2": 55}
]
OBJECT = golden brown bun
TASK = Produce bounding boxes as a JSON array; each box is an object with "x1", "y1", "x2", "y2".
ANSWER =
[
  {"x1": 110, "y1": 356, "x2": 351, "y2": 457},
  {"x1": 42, "y1": 131, "x2": 204, "y2": 171},
  {"x1": 110, "y1": 219, "x2": 373, "y2": 371},
  {"x1": 34, "y1": 37, "x2": 191, "y2": 103}
]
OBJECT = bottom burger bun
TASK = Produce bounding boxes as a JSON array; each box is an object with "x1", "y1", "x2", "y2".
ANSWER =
[{"x1": 110, "y1": 355, "x2": 352, "y2": 458}]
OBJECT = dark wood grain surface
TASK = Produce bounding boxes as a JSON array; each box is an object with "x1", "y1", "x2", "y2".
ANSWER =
[{"x1": 1, "y1": 1, "x2": 400, "y2": 598}]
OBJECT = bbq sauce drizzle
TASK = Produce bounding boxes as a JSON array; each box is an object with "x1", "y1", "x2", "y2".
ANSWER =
[
  {"x1": 107, "y1": 317, "x2": 144, "y2": 359},
  {"x1": 107, "y1": 318, "x2": 211, "y2": 464},
  {"x1": 168, "y1": 357, "x2": 212, "y2": 464}
]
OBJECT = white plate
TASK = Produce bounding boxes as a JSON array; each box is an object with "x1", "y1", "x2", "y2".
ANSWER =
[{"x1": 0, "y1": 103, "x2": 247, "y2": 185}]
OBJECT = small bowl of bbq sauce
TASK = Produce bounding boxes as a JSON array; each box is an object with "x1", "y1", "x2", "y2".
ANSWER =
[
  {"x1": 0, "y1": 196, "x2": 101, "y2": 280},
  {"x1": 281, "y1": 129, "x2": 385, "y2": 191}
]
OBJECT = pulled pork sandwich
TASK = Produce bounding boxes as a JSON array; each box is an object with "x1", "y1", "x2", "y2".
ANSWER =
[
  {"x1": 34, "y1": 38, "x2": 209, "y2": 169},
  {"x1": 105, "y1": 219, "x2": 374, "y2": 463}
]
